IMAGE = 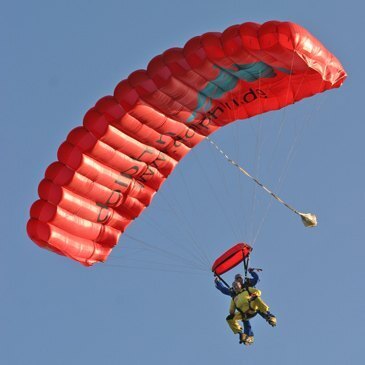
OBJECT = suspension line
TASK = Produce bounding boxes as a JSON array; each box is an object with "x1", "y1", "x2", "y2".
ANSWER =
[{"x1": 206, "y1": 136, "x2": 317, "y2": 228}]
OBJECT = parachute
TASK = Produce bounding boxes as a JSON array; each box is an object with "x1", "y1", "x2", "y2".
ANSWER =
[
  {"x1": 212, "y1": 243, "x2": 252, "y2": 276},
  {"x1": 27, "y1": 21, "x2": 346, "y2": 266}
]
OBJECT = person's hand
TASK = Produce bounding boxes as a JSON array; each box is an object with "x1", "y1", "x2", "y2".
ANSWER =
[
  {"x1": 214, "y1": 276, "x2": 220, "y2": 283},
  {"x1": 248, "y1": 267, "x2": 263, "y2": 272}
]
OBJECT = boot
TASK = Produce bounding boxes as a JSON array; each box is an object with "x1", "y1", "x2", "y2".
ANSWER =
[
  {"x1": 239, "y1": 333, "x2": 255, "y2": 345},
  {"x1": 244, "y1": 335, "x2": 254, "y2": 345},
  {"x1": 260, "y1": 311, "x2": 277, "y2": 327}
]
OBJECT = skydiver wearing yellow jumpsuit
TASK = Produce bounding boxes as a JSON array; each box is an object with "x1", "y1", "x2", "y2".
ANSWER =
[{"x1": 226, "y1": 280, "x2": 277, "y2": 344}]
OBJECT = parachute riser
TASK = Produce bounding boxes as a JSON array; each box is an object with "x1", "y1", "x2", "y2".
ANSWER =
[
  {"x1": 243, "y1": 255, "x2": 250, "y2": 281},
  {"x1": 205, "y1": 136, "x2": 318, "y2": 228},
  {"x1": 215, "y1": 273, "x2": 230, "y2": 288}
]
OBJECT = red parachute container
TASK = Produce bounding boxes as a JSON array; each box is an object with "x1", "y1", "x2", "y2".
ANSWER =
[
  {"x1": 27, "y1": 21, "x2": 347, "y2": 266},
  {"x1": 212, "y1": 243, "x2": 252, "y2": 275}
]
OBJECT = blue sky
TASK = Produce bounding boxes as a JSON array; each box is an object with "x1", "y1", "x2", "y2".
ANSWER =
[{"x1": 1, "y1": 1, "x2": 363, "y2": 364}]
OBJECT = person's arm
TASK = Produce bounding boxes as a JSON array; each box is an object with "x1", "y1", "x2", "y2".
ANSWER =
[
  {"x1": 215, "y1": 278, "x2": 232, "y2": 296},
  {"x1": 249, "y1": 271, "x2": 259, "y2": 286}
]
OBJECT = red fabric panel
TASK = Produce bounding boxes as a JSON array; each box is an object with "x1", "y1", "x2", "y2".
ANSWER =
[
  {"x1": 27, "y1": 219, "x2": 112, "y2": 265},
  {"x1": 212, "y1": 243, "x2": 252, "y2": 275},
  {"x1": 30, "y1": 200, "x2": 121, "y2": 247},
  {"x1": 83, "y1": 109, "x2": 177, "y2": 176},
  {"x1": 67, "y1": 127, "x2": 166, "y2": 191},
  {"x1": 38, "y1": 180, "x2": 131, "y2": 231},
  {"x1": 27, "y1": 20, "x2": 346, "y2": 265}
]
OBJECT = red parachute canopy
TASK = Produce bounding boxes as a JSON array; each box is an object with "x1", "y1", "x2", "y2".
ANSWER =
[
  {"x1": 212, "y1": 243, "x2": 252, "y2": 275},
  {"x1": 27, "y1": 21, "x2": 347, "y2": 266}
]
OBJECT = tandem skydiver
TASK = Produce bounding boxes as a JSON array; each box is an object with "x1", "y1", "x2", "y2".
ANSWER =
[
  {"x1": 214, "y1": 269, "x2": 276, "y2": 345},
  {"x1": 215, "y1": 268, "x2": 259, "y2": 345}
]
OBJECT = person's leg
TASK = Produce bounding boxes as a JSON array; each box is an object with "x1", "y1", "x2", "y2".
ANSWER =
[
  {"x1": 243, "y1": 320, "x2": 253, "y2": 336},
  {"x1": 250, "y1": 296, "x2": 269, "y2": 313},
  {"x1": 258, "y1": 311, "x2": 277, "y2": 326},
  {"x1": 241, "y1": 320, "x2": 254, "y2": 345},
  {"x1": 249, "y1": 297, "x2": 277, "y2": 326},
  {"x1": 226, "y1": 313, "x2": 243, "y2": 334},
  {"x1": 226, "y1": 313, "x2": 254, "y2": 344}
]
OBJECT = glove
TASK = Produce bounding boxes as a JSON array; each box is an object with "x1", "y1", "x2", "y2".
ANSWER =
[{"x1": 248, "y1": 268, "x2": 263, "y2": 273}]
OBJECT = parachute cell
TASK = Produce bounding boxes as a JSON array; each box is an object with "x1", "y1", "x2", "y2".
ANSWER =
[{"x1": 27, "y1": 21, "x2": 347, "y2": 266}]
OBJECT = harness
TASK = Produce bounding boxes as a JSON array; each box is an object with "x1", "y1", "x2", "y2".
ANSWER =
[{"x1": 233, "y1": 287, "x2": 257, "y2": 320}]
